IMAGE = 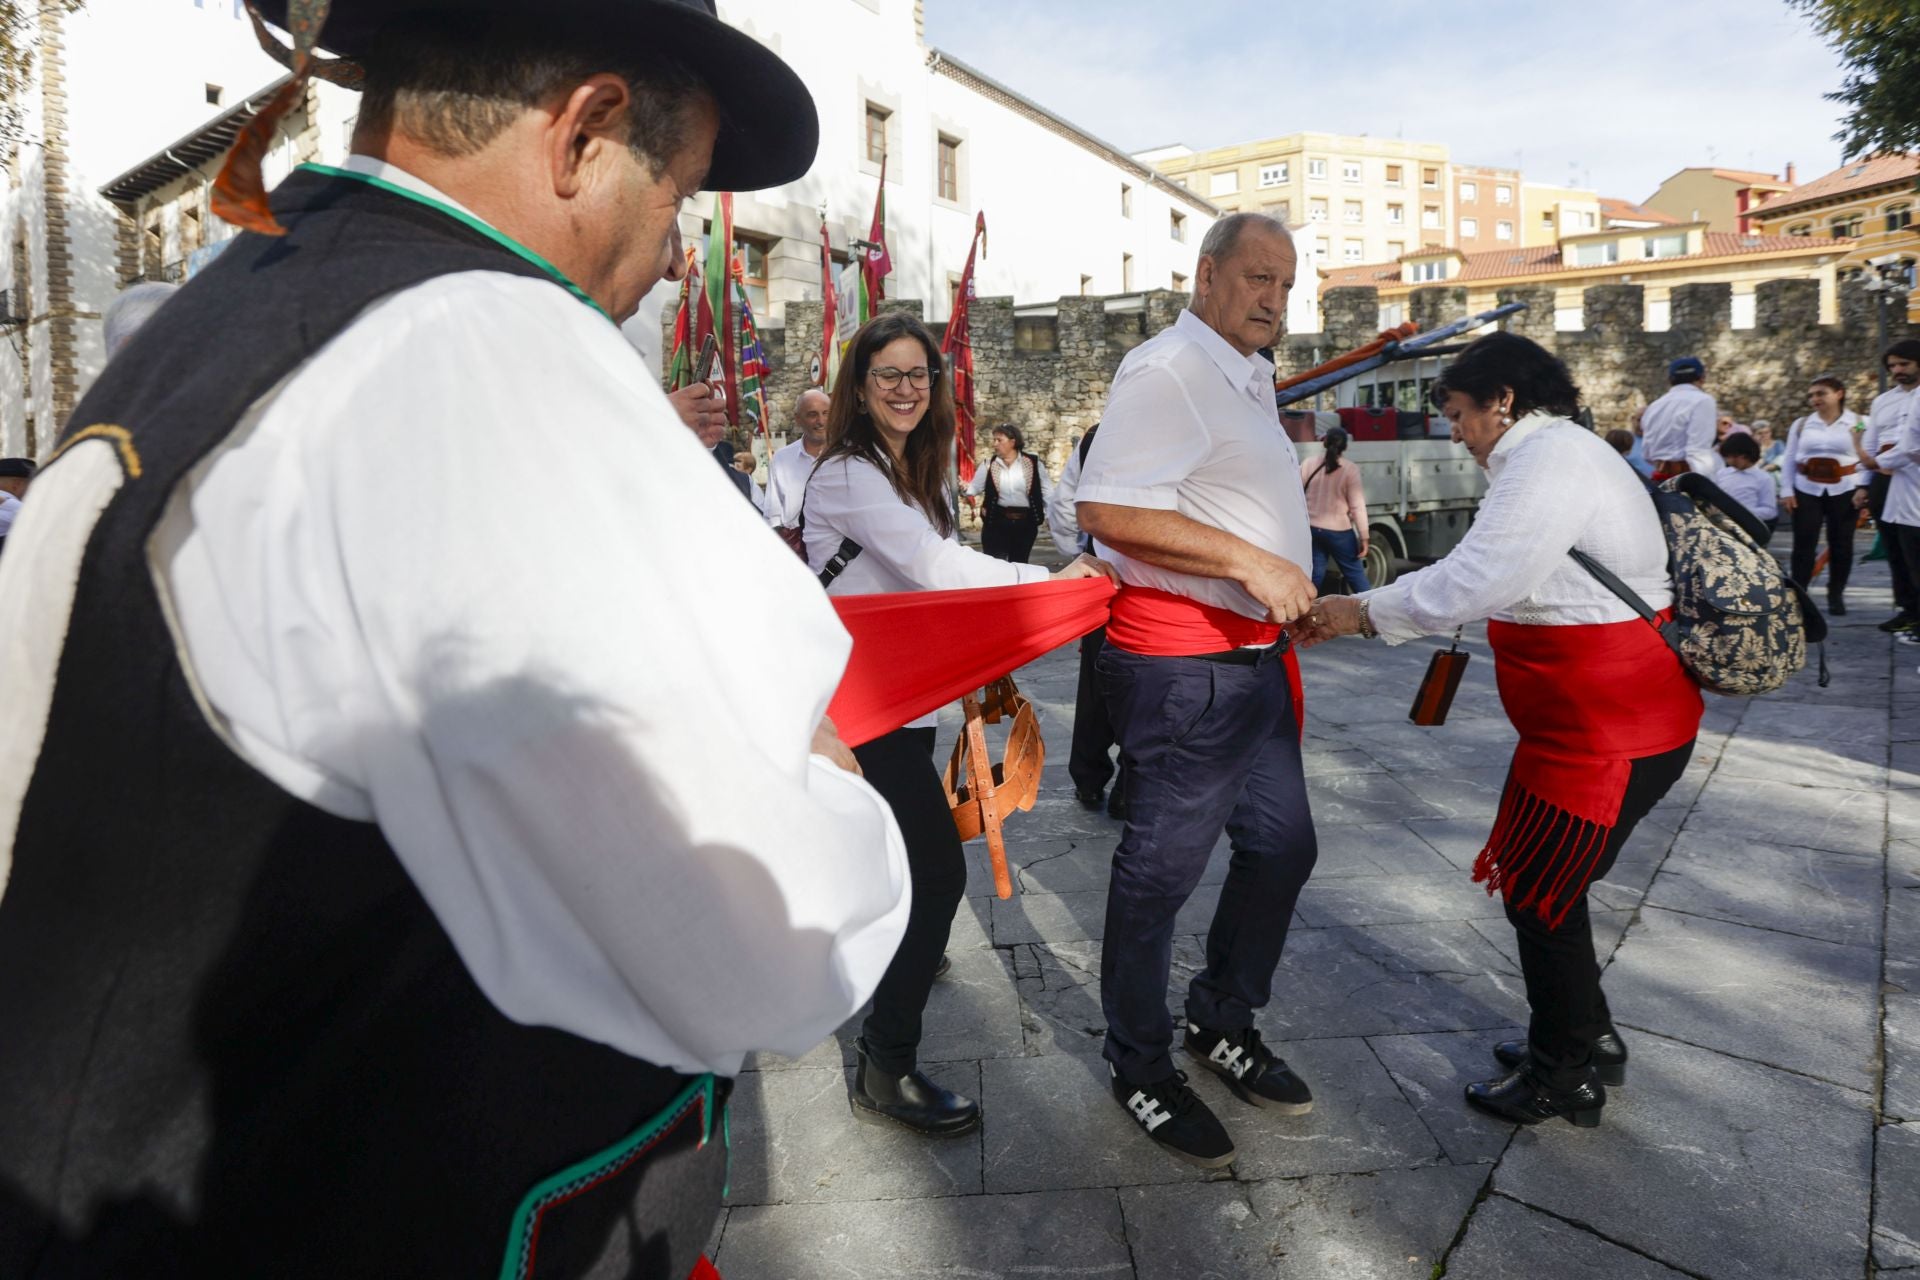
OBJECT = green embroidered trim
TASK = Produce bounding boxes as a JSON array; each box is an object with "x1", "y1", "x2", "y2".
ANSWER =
[
  {"x1": 298, "y1": 163, "x2": 611, "y2": 321},
  {"x1": 497, "y1": 1074, "x2": 716, "y2": 1280}
]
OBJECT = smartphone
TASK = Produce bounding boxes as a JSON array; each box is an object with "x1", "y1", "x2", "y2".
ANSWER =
[{"x1": 692, "y1": 334, "x2": 719, "y2": 384}]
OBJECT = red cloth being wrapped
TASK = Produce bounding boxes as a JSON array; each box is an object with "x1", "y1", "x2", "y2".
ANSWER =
[{"x1": 1475, "y1": 613, "x2": 1702, "y2": 927}]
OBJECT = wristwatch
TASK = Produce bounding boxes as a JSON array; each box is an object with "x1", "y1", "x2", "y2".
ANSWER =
[{"x1": 1358, "y1": 597, "x2": 1377, "y2": 640}]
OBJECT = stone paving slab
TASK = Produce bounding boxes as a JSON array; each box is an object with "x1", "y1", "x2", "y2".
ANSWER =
[
  {"x1": 1644, "y1": 832, "x2": 1885, "y2": 949},
  {"x1": 1878, "y1": 1122, "x2": 1920, "y2": 1270},
  {"x1": 1889, "y1": 994, "x2": 1920, "y2": 1122},
  {"x1": 714, "y1": 1188, "x2": 1133, "y2": 1279},
  {"x1": 1306, "y1": 771, "x2": 1447, "y2": 826},
  {"x1": 1120, "y1": 1165, "x2": 1487, "y2": 1280},
  {"x1": 1444, "y1": 1194, "x2": 1689, "y2": 1278},
  {"x1": 1312, "y1": 822, "x2": 1461, "y2": 878},
  {"x1": 1601, "y1": 907, "x2": 1881, "y2": 1092},
  {"x1": 1713, "y1": 732, "x2": 1888, "y2": 792},
  {"x1": 1368, "y1": 1027, "x2": 1526, "y2": 1165},
  {"x1": 1256, "y1": 925, "x2": 1529, "y2": 1040},
  {"x1": 1682, "y1": 776, "x2": 1885, "y2": 857},
  {"x1": 1293, "y1": 871, "x2": 1512, "y2": 927},
  {"x1": 1493, "y1": 1031, "x2": 1873, "y2": 1280}
]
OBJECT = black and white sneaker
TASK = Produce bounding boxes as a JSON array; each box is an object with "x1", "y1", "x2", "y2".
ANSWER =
[
  {"x1": 1109, "y1": 1065, "x2": 1236, "y2": 1168},
  {"x1": 1185, "y1": 1022, "x2": 1315, "y2": 1115}
]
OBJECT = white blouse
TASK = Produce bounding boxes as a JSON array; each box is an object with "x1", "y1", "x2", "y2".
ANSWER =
[
  {"x1": 1781, "y1": 410, "x2": 1866, "y2": 498},
  {"x1": 805, "y1": 452, "x2": 1049, "y2": 727},
  {"x1": 1363, "y1": 414, "x2": 1672, "y2": 643},
  {"x1": 964, "y1": 452, "x2": 1054, "y2": 510}
]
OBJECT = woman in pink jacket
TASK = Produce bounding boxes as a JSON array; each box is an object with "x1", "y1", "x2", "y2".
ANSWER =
[{"x1": 1302, "y1": 427, "x2": 1372, "y2": 591}]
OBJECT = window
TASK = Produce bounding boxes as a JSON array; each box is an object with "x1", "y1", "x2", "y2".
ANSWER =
[
  {"x1": 1387, "y1": 240, "x2": 1405, "y2": 257},
  {"x1": 1421, "y1": 204, "x2": 1441, "y2": 230},
  {"x1": 1643, "y1": 232, "x2": 1686, "y2": 260},
  {"x1": 937, "y1": 134, "x2": 960, "y2": 203},
  {"x1": 1170, "y1": 209, "x2": 1186, "y2": 242},
  {"x1": 1172, "y1": 271, "x2": 1189, "y2": 291},
  {"x1": 1571, "y1": 240, "x2": 1619, "y2": 267},
  {"x1": 1421, "y1": 166, "x2": 1439, "y2": 188},
  {"x1": 1580, "y1": 211, "x2": 1598, "y2": 230},
  {"x1": 1889, "y1": 203, "x2": 1913, "y2": 233},
  {"x1": 1461, "y1": 217, "x2": 1478, "y2": 238},
  {"x1": 1461, "y1": 181, "x2": 1478, "y2": 202},
  {"x1": 1121, "y1": 252, "x2": 1133, "y2": 291},
  {"x1": 864, "y1": 103, "x2": 889, "y2": 165},
  {"x1": 1263, "y1": 200, "x2": 1291, "y2": 221},
  {"x1": 1079, "y1": 273, "x2": 1093, "y2": 295},
  {"x1": 734, "y1": 234, "x2": 771, "y2": 316},
  {"x1": 1386, "y1": 203, "x2": 1404, "y2": 225},
  {"x1": 1786, "y1": 222, "x2": 1812, "y2": 237},
  {"x1": 1495, "y1": 220, "x2": 1513, "y2": 241},
  {"x1": 204, "y1": 83, "x2": 223, "y2": 106},
  {"x1": 1120, "y1": 184, "x2": 1132, "y2": 218},
  {"x1": 1411, "y1": 259, "x2": 1446, "y2": 282},
  {"x1": 1541, "y1": 211, "x2": 1556, "y2": 227},
  {"x1": 180, "y1": 195, "x2": 204, "y2": 253},
  {"x1": 1314, "y1": 237, "x2": 1330, "y2": 259},
  {"x1": 1210, "y1": 170, "x2": 1239, "y2": 197},
  {"x1": 1495, "y1": 185, "x2": 1512, "y2": 205},
  {"x1": 1342, "y1": 161, "x2": 1361, "y2": 184},
  {"x1": 1830, "y1": 212, "x2": 1863, "y2": 237},
  {"x1": 1258, "y1": 163, "x2": 1288, "y2": 187},
  {"x1": 1343, "y1": 239, "x2": 1364, "y2": 263},
  {"x1": 1385, "y1": 164, "x2": 1403, "y2": 187},
  {"x1": 1309, "y1": 197, "x2": 1328, "y2": 222},
  {"x1": 1307, "y1": 158, "x2": 1327, "y2": 180},
  {"x1": 1343, "y1": 200, "x2": 1363, "y2": 224}
]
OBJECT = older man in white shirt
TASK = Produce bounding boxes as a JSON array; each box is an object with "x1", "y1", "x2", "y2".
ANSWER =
[
  {"x1": 765, "y1": 386, "x2": 831, "y2": 530},
  {"x1": 1077, "y1": 212, "x2": 1319, "y2": 1170},
  {"x1": 1863, "y1": 339, "x2": 1920, "y2": 632},
  {"x1": 1639, "y1": 356, "x2": 1720, "y2": 479},
  {"x1": 0, "y1": 3, "x2": 907, "y2": 1275}
]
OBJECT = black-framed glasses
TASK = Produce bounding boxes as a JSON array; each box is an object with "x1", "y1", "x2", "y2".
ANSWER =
[{"x1": 868, "y1": 365, "x2": 936, "y2": 390}]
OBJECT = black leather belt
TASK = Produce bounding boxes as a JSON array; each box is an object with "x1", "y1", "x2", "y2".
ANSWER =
[{"x1": 1192, "y1": 636, "x2": 1290, "y2": 665}]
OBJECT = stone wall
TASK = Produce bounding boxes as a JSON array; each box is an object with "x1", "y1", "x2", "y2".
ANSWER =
[{"x1": 710, "y1": 276, "x2": 1916, "y2": 474}]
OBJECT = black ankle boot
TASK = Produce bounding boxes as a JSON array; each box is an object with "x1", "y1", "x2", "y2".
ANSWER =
[
  {"x1": 1829, "y1": 595, "x2": 1847, "y2": 617},
  {"x1": 1493, "y1": 1030, "x2": 1628, "y2": 1087},
  {"x1": 1465, "y1": 1065, "x2": 1605, "y2": 1127},
  {"x1": 851, "y1": 1039, "x2": 980, "y2": 1137}
]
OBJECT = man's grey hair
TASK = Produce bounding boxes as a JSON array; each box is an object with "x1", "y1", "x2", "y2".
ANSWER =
[
  {"x1": 357, "y1": 17, "x2": 711, "y2": 177},
  {"x1": 792, "y1": 387, "x2": 830, "y2": 416},
  {"x1": 103, "y1": 281, "x2": 178, "y2": 357},
  {"x1": 1197, "y1": 212, "x2": 1292, "y2": 267}
]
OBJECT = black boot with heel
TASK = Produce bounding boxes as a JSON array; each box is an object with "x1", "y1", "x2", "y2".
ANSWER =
[{"x1": 851, "y1": 1038, "x2": 980, "y2": 1137}]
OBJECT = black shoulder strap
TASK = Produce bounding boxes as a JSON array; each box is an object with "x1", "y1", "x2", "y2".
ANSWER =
[
  {"x1": 1077, "y1": 426, "x2": 1100, "y2": 467},
  {"x1": 1567, "y1": 549, "x2": 1684, "y2": 662},
  {"x1": 1303, "y1": 460, "x2": 1328, "y2": 490},
  {"x1": 817, "y1": 537, "x2": 864, "y2": 589}
]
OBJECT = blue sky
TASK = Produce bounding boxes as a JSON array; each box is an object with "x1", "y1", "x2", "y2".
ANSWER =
[{"x1": 921, "y1": 0, "x2": 1855, "y2": 202}]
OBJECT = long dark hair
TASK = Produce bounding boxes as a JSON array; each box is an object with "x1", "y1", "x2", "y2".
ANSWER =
[
  {"x1": 821, "y1": 312, "x2": 956, "y2": 538},
  {"x1": 1430, "y1": 331, "x2": 1581, "y2": 421},
  {"x1": 1321, "y1": 426, "x2": 1350, "y2": 471}
]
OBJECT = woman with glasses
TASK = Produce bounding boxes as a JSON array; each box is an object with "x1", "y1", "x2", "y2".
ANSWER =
[{"x1": 804, "y1": 313, "x2": 1114, "y2": 1138}]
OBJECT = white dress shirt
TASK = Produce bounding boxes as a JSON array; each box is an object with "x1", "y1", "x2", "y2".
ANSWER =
[
  {"x1": 1876, "y1": 390, "x2": 1920, "y2": 528},
  {"x1": 127, "y1": 157, "x2": 911, "y2": 1078},
  {"x1": 1716, "y1": 464, "x2": 1778, "y2": 523},
  {"x1": 1640, "y1": 382, "x2": 1720, "y2": 475},
  {"x1": 1781, "y1": 410, "x2": 1866, "y2": 498},
  {"x1": 764, "y1": 437, "x2": 823, "y2": 528},
  {"x1": 1076, "y1": 309, "x2": 1311, "y2": 617},
  {"x1": 964, "y1": 453, "x2": 1054, "y2": 509},
  {"x1": 1364, "y1": 414, "x2": 1671, "y2": 643},
  {"x1": 1049, "y1": 442, "x2": 1087, "y2": 559},
  {"x1": 0, "y1": 491, "x2": 20, "y2": 539},
  {"x1": 805, "y1": 451, "x2": 1047, "y2": 728}
]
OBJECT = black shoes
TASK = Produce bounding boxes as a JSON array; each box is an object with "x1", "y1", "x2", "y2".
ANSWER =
[
  {"x1": 1829, "y1": 596, "x2": 1847, "y2": 617},
  {"x1": 933, "y1": 954, "x2": 951, "y2": 980},
  {"x1": 1110, "y1": 1065, "x2": 1236, "y2": 1168},
  {"x1": 1465, "y1": 1065, "x2": 1605, "y2": 1127},
  {"x1": 1075, "y1": 787, "x2": 1105, "y2": 811},
  {"x1": 1493, "y1": 1030, "x2": 1628, "y2": 1087},
  {"x1": 852, "y1": 1039, "x2": 980, "y2": 1137},
  {"x1": 1880, "y1": 612, "x2": 1915, "y2": 633},
  {"x1": 1184, "y1": 1022, "x2": 1314, "y2": 1114},
  {"x1": 1107, "y1": 792, "x2": 1130, "y2": 822}
]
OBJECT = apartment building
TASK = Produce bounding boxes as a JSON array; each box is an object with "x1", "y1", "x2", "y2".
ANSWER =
[{"x1": 1451, "y1": 164, "x2": 1521, "y2": 254}]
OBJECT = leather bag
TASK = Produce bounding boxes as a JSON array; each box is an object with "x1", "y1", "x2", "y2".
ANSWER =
[{"x1": 943, "y1": 676, "x2": 1045, "y2": 899}]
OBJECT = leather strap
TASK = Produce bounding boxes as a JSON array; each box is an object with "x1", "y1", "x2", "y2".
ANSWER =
[{"x1": 817, "y1": 537, "x2": 864, "y2": 590}]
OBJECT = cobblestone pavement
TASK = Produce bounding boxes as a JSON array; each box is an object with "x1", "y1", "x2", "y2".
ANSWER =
[{"x1": 710, "y1": 544, "x2": 1913, "y2": 1279}]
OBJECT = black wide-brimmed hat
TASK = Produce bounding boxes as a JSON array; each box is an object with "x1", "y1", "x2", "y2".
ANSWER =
[{"x1": 252, "y1": 0, "x2": 817, "y2": 192}]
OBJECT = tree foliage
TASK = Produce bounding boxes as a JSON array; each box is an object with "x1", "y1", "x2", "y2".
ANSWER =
[
  {"x1": 1790, "y1": 0, "x2": 1920, "y2": 159},
  {"x1": 1, "y1": 1, "x2": 85, "y2": 146}
]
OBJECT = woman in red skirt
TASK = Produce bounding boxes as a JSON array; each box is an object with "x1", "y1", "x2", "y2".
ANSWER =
[{"x1": 1300, "y1": 332, "x2": 1702, "y2": 1128}]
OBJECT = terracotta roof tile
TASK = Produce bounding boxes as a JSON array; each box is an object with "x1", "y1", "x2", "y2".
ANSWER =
[
  {"x1": 1320, "y1": 231, "x2": 1838, "y2": 292},
  {"x1": 1599, "y1": 197, "x2": 1680, "y2": 225},
  {"x1": 1710, "y1": 167, "x2": 1791, "y2": 186},
  {"x1": 1757, "y1": 154, "x2": 1920, "y2": 214}
]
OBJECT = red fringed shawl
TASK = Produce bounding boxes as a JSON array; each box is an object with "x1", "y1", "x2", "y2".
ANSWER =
[{"x1": 1477, "y1": 614, "x2": 1702, "y2": 928}]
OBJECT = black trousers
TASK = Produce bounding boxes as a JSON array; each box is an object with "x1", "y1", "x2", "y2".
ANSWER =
[
  {"x1": 1884, "y1": 520, "x2": 1920, "y2": 617},
  {"x1": 1098, "y1": 643, "x2": 1317, "y2": 1084},
  {"x1": 1789, "y1": 488, "x2": 1858, "y2": 600},
  {"x1": 982, "y1": 507, "x2": 1039, "y2": 563},
  {"x1": 853, "y1": 727, "x2": 967, "y2": 1076},
  {"x1": 1503, "y1": 741, "x2": 1694, "y2": 1087},
  {"x1": 1069, "y1": 627, "x2": 1124, "y2": 802}
]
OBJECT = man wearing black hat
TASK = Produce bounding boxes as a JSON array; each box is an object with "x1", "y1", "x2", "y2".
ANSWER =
[
  {"x1": 0, "y1": 457, "x2": 33, "y2": 556},
  {"x1": 0, "y1": 4, "x2": 912, "y2": 1278},
  {"x1": 1862, "y1": 339, "x2": 1920, "y2": 633},
  {"x1": 1640, "y1": 356, "x2": 1720, "y2": 480}
]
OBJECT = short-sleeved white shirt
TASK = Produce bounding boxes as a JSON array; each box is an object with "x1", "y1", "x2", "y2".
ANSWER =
[{"x1": 1075, "y1": 309, "x2": 1310, "y2": 620}]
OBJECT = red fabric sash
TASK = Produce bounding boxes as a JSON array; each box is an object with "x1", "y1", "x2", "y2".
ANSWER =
[
  {"x1": 1106, "y1": 585, "x2": 1282, "y2": 656},
  {"x1": 827, "y1": 579, "x2": 1116, "y2": 748},
  {"x1": 1476, "y1": 614, "x2": 1701, "y2": 928}
]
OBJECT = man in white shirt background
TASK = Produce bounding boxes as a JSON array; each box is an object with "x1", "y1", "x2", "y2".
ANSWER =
[
  {"x1": 1077, "y1": 212, "x2": 1321, "y2": 1170},
  {"x1": 0, "y1": 2, "x2": 908, "y2": 1274},
  {"x1": 1861, "y1": 339, "x2": 1920, "y2": 633},
  {"x1": 1639, "y1": 355, "x2": 1720, "y2": 480},
  {"x1": 766, "y1": 386, "x2": 832, "y2": 530}
]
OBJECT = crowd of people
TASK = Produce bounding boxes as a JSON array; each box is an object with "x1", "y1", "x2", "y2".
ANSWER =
[{"x1": 0, "y1": 1, "x2": 1906, "y2": 1275}]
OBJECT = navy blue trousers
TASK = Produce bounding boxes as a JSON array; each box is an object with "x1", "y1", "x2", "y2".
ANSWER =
[{"x1": 1097, "y1": 643, "x2": 1319, "y2": 1085}]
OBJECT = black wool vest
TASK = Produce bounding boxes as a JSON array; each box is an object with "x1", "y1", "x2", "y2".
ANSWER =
[
  {"x1": 0, "y1": 171, "x2": 724, "y2": 1280},
  {"x1": 982, "y1": 451, "x2": 1044, "y2": 515}
]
